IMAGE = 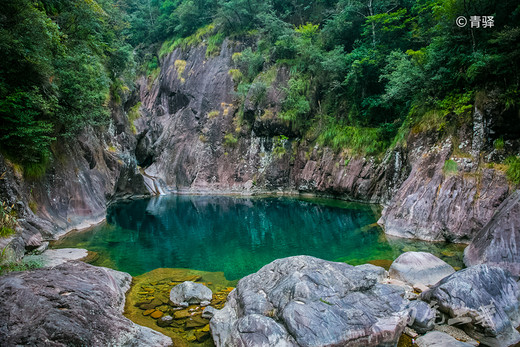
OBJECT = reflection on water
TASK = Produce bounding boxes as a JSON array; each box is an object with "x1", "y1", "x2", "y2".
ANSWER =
[{"x1": 53, "y1": 195, "x2": 465, "y2": 280}]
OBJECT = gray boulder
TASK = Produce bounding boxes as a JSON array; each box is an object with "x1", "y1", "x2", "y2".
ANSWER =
[
  {"x1": 464, "y1": 190, "x2": 520, "y2": 279},
  {"x1": 415, "y1": 331, "x2": 474, "y2": 347},
  {"x1": 211, "y1": 255, "x2": 410, "y2": 347},
  {"x1": 407, "y1": 300, "x2": 435, "y2": 334},
  {"x1": 421, "y1": 264, "x2": 520, "y2": 346},
  {"x1": 170, "y1": 280, "x2": 213, "y2": 307},
  {"x1": 389, "y1": 251, "x2": 455, "y2": 287},
  {"x1": 0, "y1": 261, "x2": 171, "y2": 346}
]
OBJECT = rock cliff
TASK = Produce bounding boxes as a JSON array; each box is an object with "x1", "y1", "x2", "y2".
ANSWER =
[
  {"x1": 133, "y1": 39, "x2": 515, "y2": 246},
  {"x1": 0, "y1": 99, "x2": 149, "y2": 261},
  {"x1": 1, "y1": 37, "x2": 518, "y2": 268}
]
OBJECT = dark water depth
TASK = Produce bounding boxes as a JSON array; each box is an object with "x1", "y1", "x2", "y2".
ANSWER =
[{"x1": 53, "y1": 195, "x2": 465, "y2": 280}]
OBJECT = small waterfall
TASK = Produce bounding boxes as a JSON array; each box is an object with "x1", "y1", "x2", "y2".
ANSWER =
[{"x1": 139, "y1": 168, "x2": 166, "y2": 195}]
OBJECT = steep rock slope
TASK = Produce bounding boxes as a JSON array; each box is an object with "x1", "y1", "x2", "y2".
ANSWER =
[
  {"x1": 134, "y1": 40, "x2": 514, "y2": 244},
  {"x1": 0, "y1": 100, "x2": 148, "y2": 261},
  {"x1": 464, "y1": 189, "x2": 520, "y2": 278}
]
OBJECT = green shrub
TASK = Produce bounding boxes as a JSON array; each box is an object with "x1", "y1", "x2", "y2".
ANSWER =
[
  {"x1": 228, "y1": 69, "x2": 243, "y2": 83},
  {"x1": 0, "y1": 201, "x2": 17, "y2": 238},
  {"x1": 273, "y1": 135, "x2": 288, "y2": 158},
  {"x1": 223, "y1": 133, "x2": 238, "y2": 147},
  {"x1": 506, "y1": 156, "x2": 520, "y2": 185},
  {"x1": 494, "y1": 137, "x2": 505, "y2": 151},
  {"x1": 206, "y1": 32, "x2": 225, "y2": 57},
  {"x1": 207, "y1": 110, "x2": 220, "y2": 119},
  {"x1": 443, "y1": 159, "x2": 458, "y2": 175},
  {"x1": 23, "y1": 154, "x2": 50, "y2": 180},
  {"x1": 0, "y1": 258, "x2": 43, "y2": 275},
  {"x1": 128, "y1": 102, "x2": 142, "y2": 134},
  {"x1": 317, "y1": 118, "x2": 388, "y2": 156}
]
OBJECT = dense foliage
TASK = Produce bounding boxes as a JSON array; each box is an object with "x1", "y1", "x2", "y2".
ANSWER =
[
  {"x1": 1, "y1": 0, "x2": 519, "y2": 167},
  {"x1": 126, "y1": 0, "x2": 520, "y2": 154},
  {"x1": 0, "y1": 0, "x2": 133, "y2": 167}
]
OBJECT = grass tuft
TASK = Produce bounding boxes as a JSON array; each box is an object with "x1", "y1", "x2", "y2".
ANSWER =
[
  {"x1": 443, "y1": 159, "x2": 458, "y2": 175},
  {"x1": 223, "y1": 133, "x2": 238, "y2": 147},
  {"x1": 506, "y1": 156, "x2": 520, "y2": 185}
]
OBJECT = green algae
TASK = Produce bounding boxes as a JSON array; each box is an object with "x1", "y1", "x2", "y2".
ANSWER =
[{"x1": 124, "y1": 268, "x2": 235, "y2": 346}]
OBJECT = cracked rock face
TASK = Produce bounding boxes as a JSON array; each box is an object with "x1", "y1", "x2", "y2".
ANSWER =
[
  {"x1": 0, "y1": 262, "x2": 171, "y2": 347},
  {"x1": 421, "y1": 264, "x2": 520, "y2": 347},
  {"x1": 464, "y1": 190, "x2": 520, "y2": 279},
  {"x1": 210, "y1": 255, "x2": 410, "y2": 347}
]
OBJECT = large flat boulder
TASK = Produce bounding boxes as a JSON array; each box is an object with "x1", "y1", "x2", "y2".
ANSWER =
[
  {"x1": 0, "y1": 261, "x2": 171, "y2": 346},
  {"x1": 421, "y1": 264, "x2": 520, "y2": 346},
  {"x1": 464, "y1": 190, "x2": 520, "y2": 279},
  {"x1": 211, "y1": 255, "x2": 409, "y2": 347},
  {"x1": 23, "y1": 248, "x2": 88, "y2": 267},
  {"x1": 389, "y1": 251, "x2": 455, "y2": 287}
]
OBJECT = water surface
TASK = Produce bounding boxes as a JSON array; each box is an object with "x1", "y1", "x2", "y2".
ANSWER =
[{"x1": 53, "y1": 195, "x2": 465, "y2": 280}]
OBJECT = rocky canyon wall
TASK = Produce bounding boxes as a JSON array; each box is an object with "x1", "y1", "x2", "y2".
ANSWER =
[
  {"x1": 1, "y1": 37, "x2": 518, "y2": 267},
  {"x1": 134, "y1": 38, "x2": 515, "y2": 245}
]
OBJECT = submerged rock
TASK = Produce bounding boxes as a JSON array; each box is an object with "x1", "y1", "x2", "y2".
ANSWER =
[
  {"x1": 170, "y1": 280, "x2": 213, "y2": 307},
  {"x1": 464, "y1": 189, "x2": 520, "y2": 279},
  {"x1": 421, "y1": 264, "x2": 520, "y2": 346},
  {"x1": 389, "y1": 251, "x2": 455, "y2": 287},
  {"x1": 211, "y1": 255, "x2": 410, "y2": 347},
  {"x1": 157, "y1": 315, "x2": 174, "y2": 328},
  {"x1": 0, "y1": 261, "x2": 171, "y2": 346}
]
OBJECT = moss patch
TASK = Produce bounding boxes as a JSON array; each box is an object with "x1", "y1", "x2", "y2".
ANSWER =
[{"x1": 124, "y1": 268, "x2": 236, "y2": 346}]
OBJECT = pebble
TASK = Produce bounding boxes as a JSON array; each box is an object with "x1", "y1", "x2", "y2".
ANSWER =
[
  {"x1": 151, "y1": 310, "x2": 163, "y2": 319},
  {"x1": 143, "y1": 309, "x2": 155, "y2": 316}
]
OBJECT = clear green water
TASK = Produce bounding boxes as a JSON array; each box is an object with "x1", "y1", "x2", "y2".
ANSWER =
[{"x1": 53, "y1": 195, "x2": 465, "y2": 280}]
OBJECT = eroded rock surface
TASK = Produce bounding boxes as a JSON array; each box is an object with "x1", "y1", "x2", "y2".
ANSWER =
[
  {"x1": 389, "y1": 251, "x2": 455, "y2": 287},
  {"x1": 464, "y1": 190, "x2": 520, "y2": 279},
  {"x1": 421, "y1": 264, "x2": 520, "y2": 346},
  {"x1": 0, "y1": 261, "x2": 171, "y2": 347},
  {"x1": 210, "y1": 255, "x2": 409, "y2": 347}
]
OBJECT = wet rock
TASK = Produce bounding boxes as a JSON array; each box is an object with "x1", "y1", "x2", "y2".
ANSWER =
[
  {"x1": 173, "y1": 308, "x2": 192, "y2": 319},
  {"x1": 202, "y1": 306, "x2": 217, "y2": 319},
  {"x1": 195, "y1": 330, "x2": 210, "y2": 342},
  {"x1": 389, "y1": 252, "x2": 455, "y2": 287},
  {"x1": 421, "y1": 264, "x2": 520, "y2": 346},
  {"x1": 151, "y1": 310, "x2": 163, "y2": 319},
  {"x1": 0, "y1": 261, "x2": 171, "y2": 346},
  {"x1": 464, "y1": 190, "x2": 520, "y2": 279},
  {"x1": 407, "y1": 300, "x2": 435, "y2": 334},
  {"x1": 211, "y1": 256, "x2": 410, "y2": 347},
  {"x1": 140, "y1": 298, "x2": 163, "y2": 310},
  {"x1": 416, "y1": 331, "x2": 474, "y2": 347},
  {"x1": 170, "y1": 281, "x2": 212, "y2": 307},
  {"x1": 157, "y1": 315, "x2": 173, "y2": 328},
  {"x1": 185, "y1": 316, "x2": 209, "y2": 328}
]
